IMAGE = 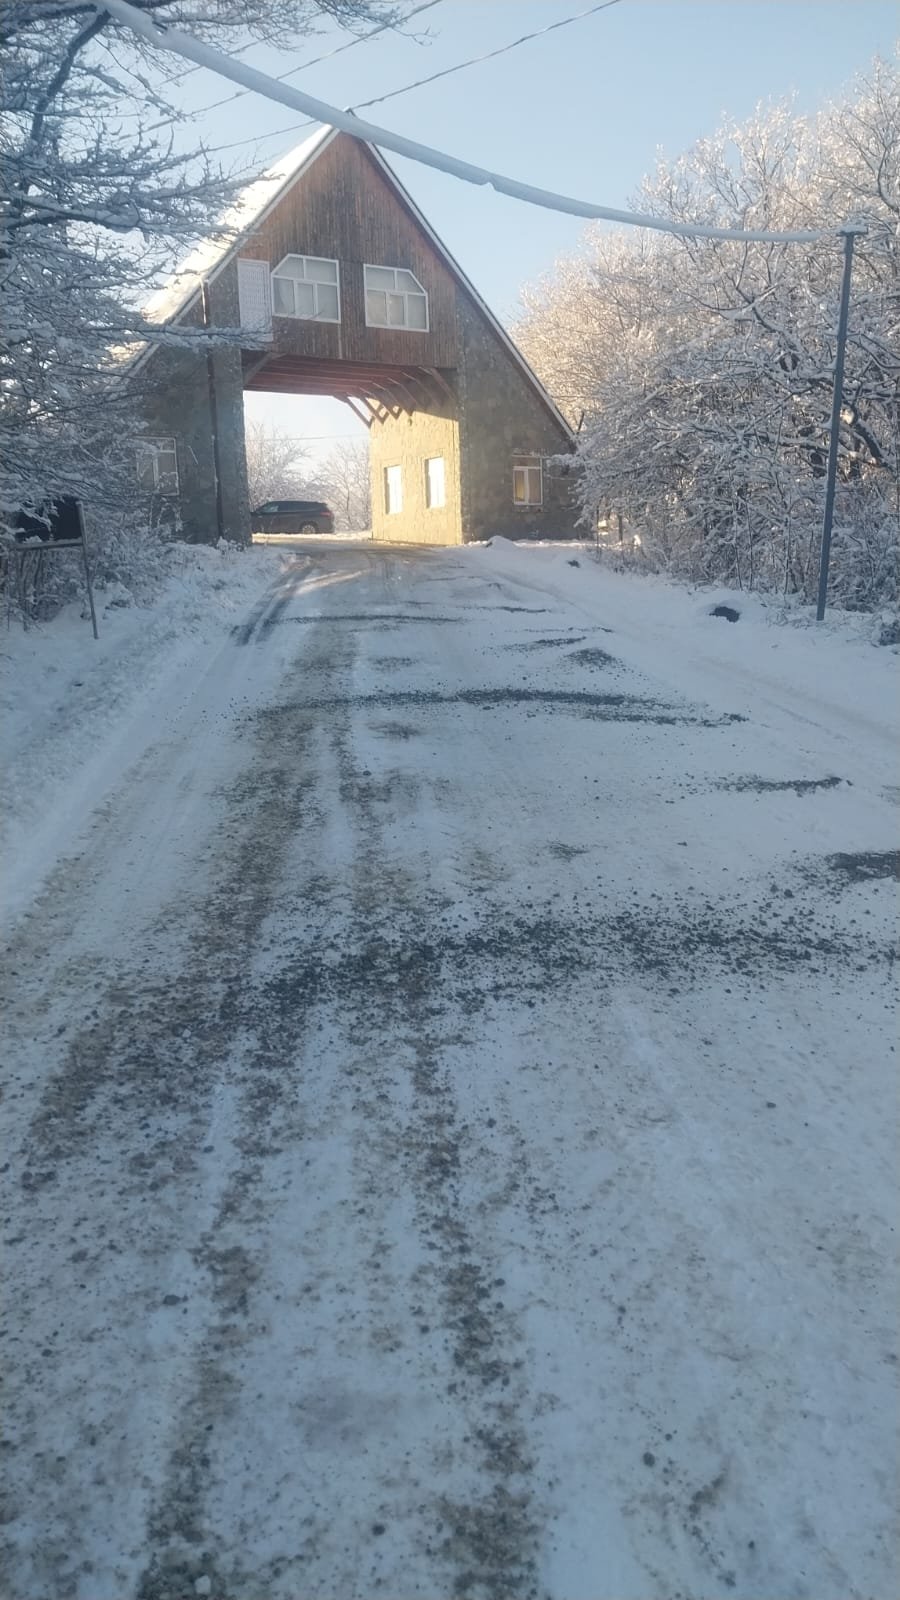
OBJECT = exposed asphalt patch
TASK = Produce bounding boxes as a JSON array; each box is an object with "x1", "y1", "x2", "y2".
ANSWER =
[
  {"x1": 19, "y1": 882, "x2": 859, "y2": 1232},
  {"x1": 506, "y1": 635, "x2": 588, "y2": 651},
  {"x1": 567, "y1": 647, "x2": 619, "y2": 668},
  {"x1": 188, "y1": 890, "x2": 897, "y2": 1063},
  {"x1": 239, "y1": 884, "x2": 896, "y2": 1048},
  {"x1": 256, "y1": 688, "x2": 745, "y2": 727},
  {"x1": 718, "y1": 775, "x2": 848, "y2": 796},
  {"x1": 825, "y1": 849, "x2": 900, "y2": 884},
  {"x1": 370, "y1": 720, "x2": 423, "y2": 740},
  {"x1": 261, "y1": 612, "x2": 461, "y2": 629}
]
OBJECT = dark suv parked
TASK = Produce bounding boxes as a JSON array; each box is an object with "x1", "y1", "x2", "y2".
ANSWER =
[{"x1": 251, "y1": 500, "x2": 335, "y2": 536}]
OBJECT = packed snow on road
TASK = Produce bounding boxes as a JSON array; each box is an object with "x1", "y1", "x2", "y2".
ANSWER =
[{"x1": 2, "y1": 539, "x2": 897, "y2": 1600}]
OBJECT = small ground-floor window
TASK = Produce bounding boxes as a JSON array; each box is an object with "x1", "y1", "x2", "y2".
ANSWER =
[
  {"x1": 424, "y1": 456, "x2": 446, "y2": 509},
  {"x1": 384, "y1": 463, "x2": 403, "y2": 514},
  {"x1": 512, "y1": 455, "x2": 542, "y2": 507},
  {"x1": 134, "y1": 437, "x2": 179, "y2": 495}
]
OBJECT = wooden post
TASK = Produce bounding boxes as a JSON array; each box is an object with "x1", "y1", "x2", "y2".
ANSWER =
[
  {"x1": 77, "y1": 501, "x2": 99, "y2": 639},
  {"x1": 201, "y1": 280, "x2": 226, "y2": 544}
]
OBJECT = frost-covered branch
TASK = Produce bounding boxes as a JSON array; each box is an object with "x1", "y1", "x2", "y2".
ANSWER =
[
  {"x1": 0, "y1": 0, "x2": 404, "y2": 529},
  {"x1": 515, "y1": 62, "x2": 900, "y2": 610}
]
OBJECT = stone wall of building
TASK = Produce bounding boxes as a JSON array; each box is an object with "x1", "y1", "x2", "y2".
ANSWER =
[
  {"x1": 366, "y1": 289, "x2": 578, "y2": 549},
  {"x1": 369, "y1": 395, "x2": 462, "y2": 545},
  {"x1": 136, "y1": 321, "x2": 249, "y2": 546},
  {"x1": 455, "y1": 291, "x2": 578, "y2": 542}
]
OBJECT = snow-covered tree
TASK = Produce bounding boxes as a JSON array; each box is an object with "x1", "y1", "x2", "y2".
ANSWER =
[
  {"x1": 515, "y1": 61, "x2": 900, "y2": 609},
  {"x1": 319, "y1": 438, "x2": 371, "y2": 529},
  {"x1": 0, "y1": 0, "x2": 402, "y2": 535},
  {"x1": 244, "y1": 421, "x2": 313, "y2": 508}
]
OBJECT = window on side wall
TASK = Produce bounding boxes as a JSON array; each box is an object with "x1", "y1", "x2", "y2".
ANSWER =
[
  {"x1": 424, "y1": 456, "x2": 445, "y2": 509},
  {"x1": 384, "y1": 464, "x2": 403, "y2": 514},
  {"x1": 512, "y1": 455, "x2": 542, "y2": 507},
  {"x1": 134, "y1": 437, "x2": 179, "y2": 494},
  {"x1": 364, "y1": 265, "x2": 428, "y2": 331},
  {"x1": 271, "y1": 255, "x2": 340, "y2": 322}
]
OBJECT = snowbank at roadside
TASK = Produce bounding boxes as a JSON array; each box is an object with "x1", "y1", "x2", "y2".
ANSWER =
[
  {"x1": 252, "y1": 529, "x2": 373, "y2": 543},
  {"x1": 483, "y1": 535, "x2": 898, "y2": 632},
  {"x1": 1, "y1": 540, "x2": 280, "y2": 921},
  {"x1": 472, "y1": 537, "x2": 899, "y2": 765}
]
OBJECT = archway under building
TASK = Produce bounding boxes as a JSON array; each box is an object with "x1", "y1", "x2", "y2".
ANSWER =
[
  {"x1": 240, "y1": 354, "x2": 462, "y2": 545},
  {"x1": 242, "y1": 390, "x2": 370, "y2": 535}
]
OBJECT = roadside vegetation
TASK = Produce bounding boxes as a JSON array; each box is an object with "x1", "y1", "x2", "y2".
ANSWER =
[
  {"x1": 516, "y1": 60, "x2": 899, "y2": 610},
  {"x1": 0, "y1": 0, "x2": 396, "y2": 619}
]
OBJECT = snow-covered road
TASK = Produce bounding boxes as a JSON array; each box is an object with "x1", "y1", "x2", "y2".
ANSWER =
[{"x1": 3, "y1": 543, "x2": 897, "y2": 1600}]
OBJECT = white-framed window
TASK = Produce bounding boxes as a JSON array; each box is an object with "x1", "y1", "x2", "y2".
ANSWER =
[
  {"x1": 271, "y1": 254, "x2": 341, "y2": 322},
  {"x1": 364, "y1": 265, "x2": 428, "y2": 331},
  {"x1": 513, "y1": 455, "x2": 543, "y2": 507},
  {"x1": 424, "y1": 456, "x2": 446, "y2": 510},
  {"x1": 134, "y1": 437, "x2": 179, "y2": 495},
  {"x1": 383, "y1": 464, "x2": 403, "y2": 515}
]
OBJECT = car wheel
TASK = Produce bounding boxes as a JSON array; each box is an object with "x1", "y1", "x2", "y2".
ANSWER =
[{"x1": 300, "y1": 522, "x2": 318, "y2": 535}]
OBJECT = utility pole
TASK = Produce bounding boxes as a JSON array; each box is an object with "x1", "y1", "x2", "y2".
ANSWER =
[
  {"x1": 816, "y1": 225, "x2": 865, "y2": 621},
  {"x1": 201, "y1": 280, "x2": 226, "y2": 545}
]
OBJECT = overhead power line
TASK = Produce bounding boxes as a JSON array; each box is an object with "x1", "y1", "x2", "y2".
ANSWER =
[
  {"x1": 349, "y1": 0, "x2": 623, "y2": 113},
  {"x1": 154, "y1": 35, "x2": 259, "y2": 93},
  {"x1": 205, "y1": 119, "x2": 319, "y2": 158},
  {"x1": 154, "y1": 0, "x2": 618, "y2": 158},
  {"x1": 153, "y1": 0, "x2": 442, "y2": 132},
  {"x1": 96, "y1": 0, "x2": 833, "y2": 243},
  {"x1": 151, "y1": 0, "x2": 440, "y2": 95}
]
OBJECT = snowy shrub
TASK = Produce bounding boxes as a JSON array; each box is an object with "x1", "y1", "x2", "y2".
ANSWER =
[{"x1": 0, "y1": 499, "x2": 176, "y2": 625}]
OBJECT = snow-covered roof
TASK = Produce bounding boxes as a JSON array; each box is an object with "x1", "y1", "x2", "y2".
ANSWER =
[
  {"x1": 143, "y1": 124, "x2": 334, "y2": 324},
  {"x1": 142, "y1": 124, "x2": 572, "y2": 438}
]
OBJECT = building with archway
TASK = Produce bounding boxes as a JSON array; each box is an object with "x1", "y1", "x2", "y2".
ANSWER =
[{"x1": 135, "y1": 127, "x2": 577, "y2": 546}]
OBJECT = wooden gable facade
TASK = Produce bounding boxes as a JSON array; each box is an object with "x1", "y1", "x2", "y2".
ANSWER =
[
  {"x1": 225, "y1": 134, "x2": 459, "y2": 371},
  {"x1": 138, "y1": 130, "x2": 577, "y2": 546}
]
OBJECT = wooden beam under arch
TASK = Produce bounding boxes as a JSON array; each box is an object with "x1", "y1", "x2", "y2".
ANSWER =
[
  {"x1": 241, "y1": 354, "x2": 457, "y2": 418},
  {"x1": 341, "y1": 396, "x2": 373, "y2": 429}
]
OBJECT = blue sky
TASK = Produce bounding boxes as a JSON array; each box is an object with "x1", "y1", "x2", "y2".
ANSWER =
[{"x1": 166, "y1": 1, "x2": 898, "y2": 460}]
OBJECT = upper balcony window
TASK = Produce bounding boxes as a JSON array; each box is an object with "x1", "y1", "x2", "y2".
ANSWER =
[
  {"x1": 271, "y1": 255, "x2": 340, "y2": 322},
  {"x1": 364, "y1": 265, "x2": 428, "y2": 331}
]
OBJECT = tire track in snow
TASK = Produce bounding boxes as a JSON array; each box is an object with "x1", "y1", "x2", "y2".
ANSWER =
[
  {"x1": 5, "y1": 545, "x2": 897, "y2": 1600},
  {"x1": 326, "y1": 713, "x2": 548, "y2": 1600},
  {"x1": 2, "y1": 613, "x2": 334, "y2": 1599}
]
